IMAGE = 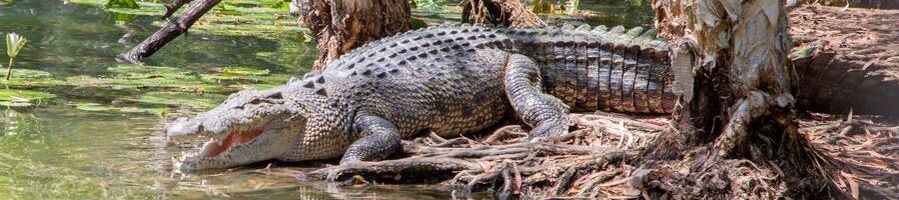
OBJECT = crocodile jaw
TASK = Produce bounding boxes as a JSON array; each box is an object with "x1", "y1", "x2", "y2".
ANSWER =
[
  {"x1": 169, "y1": 116, "x2": 305, "y2": 171},
  {"x1": 164, "y1": 87, "x2": 307, "y2": 170},
  {"x1": 182, "y1": 124, "x2": 267, "y2": 162}
]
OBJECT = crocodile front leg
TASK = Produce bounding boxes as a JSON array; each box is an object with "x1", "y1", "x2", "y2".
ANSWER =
[
  {"x1": 504, "y1": 54, "x2": 570, "y2": 137},
  {"x1": 339, "y1": 114, "x2": 403, "y2": 164}
]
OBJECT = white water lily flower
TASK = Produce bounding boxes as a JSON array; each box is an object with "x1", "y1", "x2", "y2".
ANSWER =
[{"x1": 6, "y1": 33, "x2": 27, "y2": 58}]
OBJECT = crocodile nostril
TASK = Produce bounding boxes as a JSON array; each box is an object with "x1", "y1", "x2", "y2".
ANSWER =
[
  {"x1": 265, "y1": 92, "x2": 283, "y2": 99},
  {"x1": 196, "y1": 124, "x2": 204, "y2": 134}
]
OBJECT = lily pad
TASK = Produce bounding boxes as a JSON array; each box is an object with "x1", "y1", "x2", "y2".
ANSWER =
[
  {"x1": 0, "y1": 69, "x2": 65, "y2": 87},
  {"x1": 1, "y1": 69, "x2": 52, "y2": 79},
  {"x1": 104, "y1": 0, "x2": 139, "y2": 10},
  {"x1": 202, "y1": 67, "x2": 274, "y2": 82},
  {"x1": 0, "y1": 89, "x2": 56, "y2": 101},
  {"x1": 127, "y1": 92, "x2": 226, "y2": 109},
  {"x1": 223, "y1": 67, "x2": 270, "y2": 76},
  {"x1": 107, "y1": 65, "x2": 196, "y2": 79},
  {"x1": 0, "y1": 89, "x2": 56, "y2": 107},
  {"x1": 65, "y1": 75, "x2": 211, "y2": 90},
  {"x1": 72, "y1": 102, "x2": 167, "y2": 115}
]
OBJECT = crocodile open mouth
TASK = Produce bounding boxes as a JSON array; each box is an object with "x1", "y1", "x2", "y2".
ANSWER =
[{"x1": 197, "y1": 126, "x2": 266, "y2": 158}]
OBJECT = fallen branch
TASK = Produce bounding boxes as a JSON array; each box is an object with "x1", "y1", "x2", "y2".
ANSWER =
[
  {"x1": 122, "y1": 0, "x2": 222, "y2": 62},
  {"x1": 162, "y1": 0, "x2": 194, "y2": 19}
]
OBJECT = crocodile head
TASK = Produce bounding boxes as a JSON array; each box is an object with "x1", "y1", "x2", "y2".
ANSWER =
[{"x1": 165, "y1": 87, "x2": 306, "y2": 171}]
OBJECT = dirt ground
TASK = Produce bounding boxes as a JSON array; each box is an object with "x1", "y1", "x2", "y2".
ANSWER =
[{"x1": 790, "y1": 5, "x2": 899, "y2": 117}]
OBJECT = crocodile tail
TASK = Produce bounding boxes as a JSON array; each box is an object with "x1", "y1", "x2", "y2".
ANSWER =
[
  {"x1": 793, "y1": 45, "x2": 899, "y2": 117},
  {"x1": 505, "y1": 25, "x2": 676, "y2": 114}
]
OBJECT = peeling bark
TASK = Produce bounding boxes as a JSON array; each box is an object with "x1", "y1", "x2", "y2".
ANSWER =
[
  {"x1": 646, "y1": 0, "x2": 845, "y2": 198},
  {"x1": 295, "y1": 0, "x2": 411, "y2": 70}
]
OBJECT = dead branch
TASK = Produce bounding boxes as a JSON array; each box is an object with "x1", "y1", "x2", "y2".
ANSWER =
[
  {"x1": 162, "y1": 0, "x2": 193, "y2": 19},
  {"x1": 122, "y1": 0, "x2": 222, "y2": 62}
]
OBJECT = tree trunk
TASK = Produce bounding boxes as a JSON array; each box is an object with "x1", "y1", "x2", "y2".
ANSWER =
[
  {"x1": 461, "y1": 0, "x2": 547, "y2": 28},
  {"x1": 644, "y1": 0, "x2": 845, "y2": 198},
  {"x1": 294, "y1": 0, "x2": 412, "y2": 70}
]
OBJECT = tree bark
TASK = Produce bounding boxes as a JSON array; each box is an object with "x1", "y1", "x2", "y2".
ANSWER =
[
  {"x1": 646, "y1": 0, "x2": 845, "y2": 198},
  {"x1": 295, "y1": 0, "x2": 412, "y2": 70}
]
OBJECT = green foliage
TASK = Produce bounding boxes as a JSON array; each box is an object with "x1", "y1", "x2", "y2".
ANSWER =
[
  {"x1": 625, "y1": 0, "x2": 643, "y2": 6},
  {"x1": 411, "y1": 18, "x2": 429, "y2": 29},
  {"x1": 104, "y1": 0, "x2": 139, "y2": 10},
  {"x1": 271, "y1": 0, "x2": 292, "y2": 9},
  {"x1": 413, "y1": 0, "x2": 440, "y2": 12},
  {"x1": 215, "y1": 3, "x2": 244, "y2": 15},
  {"x1": 791, "y1": 45, "x2": 818, "y2": 60}
]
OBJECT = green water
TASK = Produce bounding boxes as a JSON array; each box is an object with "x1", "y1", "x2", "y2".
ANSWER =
[{"x1": 0, "y1": 0, "x2": 651, "y2": 198}]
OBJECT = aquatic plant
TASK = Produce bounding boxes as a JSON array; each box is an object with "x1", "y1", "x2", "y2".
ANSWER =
[
  {"x1": 413, "y1": 0, "x2": 441, "y2": 12},
  {"x1": 104, "y1": 0, "x2": 139, "y2": 9},
  {"x1": 0, "y1": 89, "x2": 55, "y2": 107},
  {"x1": 5, "y1": 33, "x2": 27, "y2": 80}
]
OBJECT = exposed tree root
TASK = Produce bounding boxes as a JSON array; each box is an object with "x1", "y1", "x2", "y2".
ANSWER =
[
  {"x1": 300, "y1": 113, "x2": 662, "y2": 198},
  {"x1": 291, "y1": 113, "x2": 898, "y2": 199}
]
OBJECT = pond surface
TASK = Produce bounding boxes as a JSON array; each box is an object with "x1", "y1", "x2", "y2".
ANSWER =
[{"x1": 0, "y1": 0, "x2": 651, "y2": 198}]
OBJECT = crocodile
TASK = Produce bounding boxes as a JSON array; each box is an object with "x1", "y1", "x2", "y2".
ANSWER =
[{"x1": 164, "y1": 24, "x2": 705, "y2": 170}]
